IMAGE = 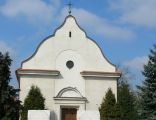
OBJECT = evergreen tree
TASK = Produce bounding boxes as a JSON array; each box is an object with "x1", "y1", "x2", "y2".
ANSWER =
[
  {"x1": 114, "y1": 103, "x2": 121, "y2": 120},
  {"x1": 21, "y1": 85, "x2": 45, "y2": 120},
  {"x1": 137, "y1": 44, "x2": 156, "y2": 120},
  {"x1": 118, "y1": 82, "x2": 139, "y2": 120},
  {"x1": 99, "y1": 88, "x2": 117, "y2": 120},
  {"x1": 0, "y1": 52, "x2": 20, "y2": 120},
  {"x1": 117, "y1": 66, "x2": 139, "y2": 120}
]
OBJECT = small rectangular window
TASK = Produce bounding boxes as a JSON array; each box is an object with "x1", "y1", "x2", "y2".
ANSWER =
[{"x1": 69, "y1": 31, "x2": 71, "y2": 37}]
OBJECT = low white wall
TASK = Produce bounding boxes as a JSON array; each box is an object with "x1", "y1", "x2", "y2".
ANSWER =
[
  {"x1": 28, "y1": 110, "x2": 50, "y2": 120},
  {"x1": 77, "y1": 110, "x2": 100, "y2": 120}
]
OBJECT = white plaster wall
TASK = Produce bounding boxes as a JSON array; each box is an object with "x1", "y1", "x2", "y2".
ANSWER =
[
  {"x1": 22, "y1": 16, "x2": 116, "y2": 72},
  {"x1": 85, "y1": 78, "x2": 117, "y2": 110},
  {"x1": 85, "y1": 39, "x2": 115, "y2": 71},
  {"x1": 20, "y1": 75, "x2": 55, "y2": 110},
  {"x1": 55, "y1": 50, "x2": 85, "y2": 97},
  {"x1": 61, "y1": 90, "x2": 81, "y2": 97}
]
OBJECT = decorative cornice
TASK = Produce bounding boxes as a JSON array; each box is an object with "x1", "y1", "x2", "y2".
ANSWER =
[
  {"x1": 56, "y1": 87, "x2": 83, "y2": 98},
  {"x1": 16, "y1": 68, "x2": 60, "y2": 80},
  {"x1": 80, "y1": 71, "x2": 121, "y2": 78},
  {"x1": 17, "y1": 68, "x2": 60, "y2": 75},
  {"x1": 54, "y1": 97, "x2": 87, "y2": 101}
]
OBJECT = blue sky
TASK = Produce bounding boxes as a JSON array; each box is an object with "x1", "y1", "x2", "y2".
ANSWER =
[{"x1": 0, "y1": 0, "x2": 155, "y2": 88}]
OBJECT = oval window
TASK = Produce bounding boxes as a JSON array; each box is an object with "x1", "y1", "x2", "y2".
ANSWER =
[{"x1": 66, "y1": 60, "x2": 74, "y2": 69}]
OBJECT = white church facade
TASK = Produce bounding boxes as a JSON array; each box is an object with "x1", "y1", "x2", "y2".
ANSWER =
[{"x1": 16, "y1": 15, "x2": 121, "y2": 120}]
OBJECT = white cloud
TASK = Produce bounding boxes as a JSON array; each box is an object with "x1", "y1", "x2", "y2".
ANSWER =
[
  {"x1": 0, "y1": 41, "x2": 14, "y2": 54},
  {"x1": 59, "y1": 7, "x2": 135, "y2": 40},
  {"x1": 123, "y1": 56, "x2": 148, "y2": 71},
  {"x1": 109, "y1": 0, "x2": 156, "y2": 27},
  {"x1": 0, "y1": 0, "x2": 60, "y2": 25}
]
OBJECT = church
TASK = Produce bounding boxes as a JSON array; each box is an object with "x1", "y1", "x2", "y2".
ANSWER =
[{"x1": 16, "y1": 14, "x2": 121, "y2": 120}]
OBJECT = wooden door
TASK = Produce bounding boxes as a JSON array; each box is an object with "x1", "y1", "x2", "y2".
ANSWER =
[{"x1": 62, "y1": 108, "x2": 77, "y2": 120}]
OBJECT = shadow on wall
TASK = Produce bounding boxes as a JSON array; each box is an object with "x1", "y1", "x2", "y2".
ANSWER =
[{"x1": 50, "y1": 111, "x2": 58, "y2": 120}]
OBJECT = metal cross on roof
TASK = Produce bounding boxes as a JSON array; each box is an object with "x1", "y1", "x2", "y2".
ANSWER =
[{"x1": 67, "y1": 1, "x2": 73, "y2": 15}]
